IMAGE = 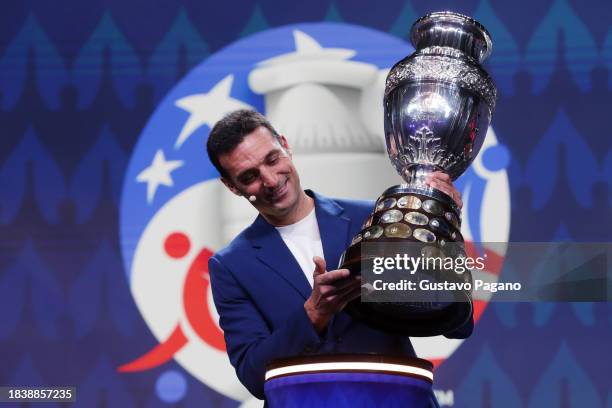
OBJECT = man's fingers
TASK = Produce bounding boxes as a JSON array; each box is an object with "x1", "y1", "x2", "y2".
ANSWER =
[
  {"x1": 323, "y1": 278, "x2": 361, "y2": 299},
  {"x1": 430, "y1": 171, "x2": 451, "y2": 182},
  {"x1": 312, "y1": 256, "x2": 327, "y2": 277},
  {"x1": 428, "y1": 180, "x2": 452, "y2": 196},
  {"x1": 323, "y1": 276, "x2": 361, "y2": 296},
  {"x1": 455, "y1": 196, "x2": 463, "y2": 209},
  {"x1": 316, "y1": 281, "x2": 362, "y2": 315},
  {"x1": 427, "y1": 179, "x2": 463, "y2": 209},
  {"x1": 316, "y1": 268, "x2": 350, "y2": 285}
]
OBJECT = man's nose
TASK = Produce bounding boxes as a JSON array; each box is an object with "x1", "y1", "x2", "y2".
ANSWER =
[{"x1": 260, "y1": 168, "x2": 278, "y2": 188}]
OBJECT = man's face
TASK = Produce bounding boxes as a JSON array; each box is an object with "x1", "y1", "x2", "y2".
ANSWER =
[{"x1": 218, "y1": 126, "x2": 302, "y2": 220}]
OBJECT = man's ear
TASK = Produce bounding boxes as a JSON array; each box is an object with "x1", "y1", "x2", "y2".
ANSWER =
[
  {"x1": 220, "y1": 177, "x2": 241, "y2": 197},
  {"x1": 278, "y1": 134, "x2": 292, "y2": 157}
]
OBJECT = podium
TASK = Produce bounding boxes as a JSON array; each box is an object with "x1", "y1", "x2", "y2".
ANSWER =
[{"x1": 265, "y1": 354, "x2": 434, "y2": 408}]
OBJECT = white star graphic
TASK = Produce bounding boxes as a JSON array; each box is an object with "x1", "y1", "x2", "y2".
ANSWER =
[
  {"x1": 136, "y1": 150, "x2": 184, "y2": 204},
  {"x1": 248, "y1": 30, "x2": 375, "y2": 94},
  {"x1": 173, "y1": 74, "x2": 253, "y2": 149},
  {"x1": 256, "y1": 30, "x2": 356, "y2": 66}
]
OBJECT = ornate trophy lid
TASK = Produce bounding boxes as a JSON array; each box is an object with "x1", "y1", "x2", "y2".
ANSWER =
[
  {"x1": 384, "y1": 11, "x2": 497, "y2": 111},
  {"x1": 410, "y1": 11, "x2": 493, "y2": 63}
]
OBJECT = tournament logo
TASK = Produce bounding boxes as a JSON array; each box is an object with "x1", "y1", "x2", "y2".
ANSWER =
[{"x1": 119, "y1": 23, "x2": 511, "y2": 405}]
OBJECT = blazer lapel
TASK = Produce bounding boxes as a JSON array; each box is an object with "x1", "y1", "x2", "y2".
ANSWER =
[
  {"x1": 310, "y1": 190, "x2": 351, "y2": 270},
  {"x1": 246, "y1": 191, "x2": 353, "y2": 301},
  {"x1": 248, "y1": 215, "x2": 312, "y2": 300}
]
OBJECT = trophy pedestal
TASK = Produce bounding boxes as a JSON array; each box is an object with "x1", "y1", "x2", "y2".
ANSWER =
[
  {"x1": 339, "y1": 184, "x2": 473, "y2": 336},
  {"x1": 264, "y1": 354, "x2": 434, "y2": 408}
]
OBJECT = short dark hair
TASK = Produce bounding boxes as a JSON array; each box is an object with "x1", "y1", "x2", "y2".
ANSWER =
[{"x1": 206, "y1": 109, "x2": 280, "y2": 178}]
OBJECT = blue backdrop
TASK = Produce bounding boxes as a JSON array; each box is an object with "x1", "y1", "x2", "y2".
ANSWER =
[{"x1": 0, "y1": 0, "x2": 611, "y2": 406}]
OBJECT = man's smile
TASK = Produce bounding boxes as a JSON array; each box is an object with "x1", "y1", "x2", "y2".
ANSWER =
[{"x1": 265, "y1": 178, "x2": 289, "y2": 202}]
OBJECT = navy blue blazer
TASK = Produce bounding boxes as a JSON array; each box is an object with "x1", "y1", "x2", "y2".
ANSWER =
[{"x1": 209, "y1": 190, "x2": 473, "y2": 399}]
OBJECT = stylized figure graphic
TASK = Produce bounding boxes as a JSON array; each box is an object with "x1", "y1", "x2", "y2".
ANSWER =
[{"x1": 119, "y1": 232, "x2": 225, "y2": 372}]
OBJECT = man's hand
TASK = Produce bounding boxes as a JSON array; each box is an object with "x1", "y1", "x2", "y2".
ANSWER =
[
  {"x1": 304, "y1": 256, "x2": 361, "y2": 333},
  {"x1": 425, "y1": 171, "x2": 463, "y2": 209}
]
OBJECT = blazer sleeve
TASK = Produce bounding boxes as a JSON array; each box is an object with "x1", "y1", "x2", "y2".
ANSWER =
[{"x1": 208, "y1": 255, "x2": 323, "y2": 399}]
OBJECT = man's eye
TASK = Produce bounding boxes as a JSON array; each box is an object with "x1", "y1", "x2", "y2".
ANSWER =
[
  {"x1": 241, "y1": 174, "x2": 256, "y2": 184},
  {"x1": 268, "y1": 156, "x2": 279, "y2": 164}
]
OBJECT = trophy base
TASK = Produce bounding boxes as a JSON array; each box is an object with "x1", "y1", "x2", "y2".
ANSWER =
[
  {"x1": 338, "y1": 184, "x2": 473, "y2": 337},
  {"x1": 344, "y1": 298, "x2": 473, "y2": 337}
]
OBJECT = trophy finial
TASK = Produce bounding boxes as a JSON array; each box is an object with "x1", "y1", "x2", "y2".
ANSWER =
[{"x1": 410, "y1": 11, "x2": 493, "y2": 63}]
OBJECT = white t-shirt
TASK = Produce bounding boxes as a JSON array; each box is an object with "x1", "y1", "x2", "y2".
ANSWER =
[{"x1": 275, "y1": 208, "x2": 324, "y2": 288}]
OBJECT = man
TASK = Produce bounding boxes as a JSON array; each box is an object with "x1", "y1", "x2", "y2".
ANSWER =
[{"x1": 207, "y1": 109, "x2": 472, "y2": 402}]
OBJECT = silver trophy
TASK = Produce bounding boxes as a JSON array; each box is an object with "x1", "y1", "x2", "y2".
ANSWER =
[{"x1": 339, "y1": 12, "x2": 496, "y2": 336}]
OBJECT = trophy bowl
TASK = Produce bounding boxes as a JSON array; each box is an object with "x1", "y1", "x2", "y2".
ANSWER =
[{"x1": 340, "y1": 12, "x2": 497, "y2": 336}]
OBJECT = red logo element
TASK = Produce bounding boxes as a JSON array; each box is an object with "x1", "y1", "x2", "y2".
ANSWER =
[
  {"x1": 165, "y1": 232, "x2": 191, "y2": 258},
  {"x1": 118, "y1": 232, "x2": 225, "y2": 373}
]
